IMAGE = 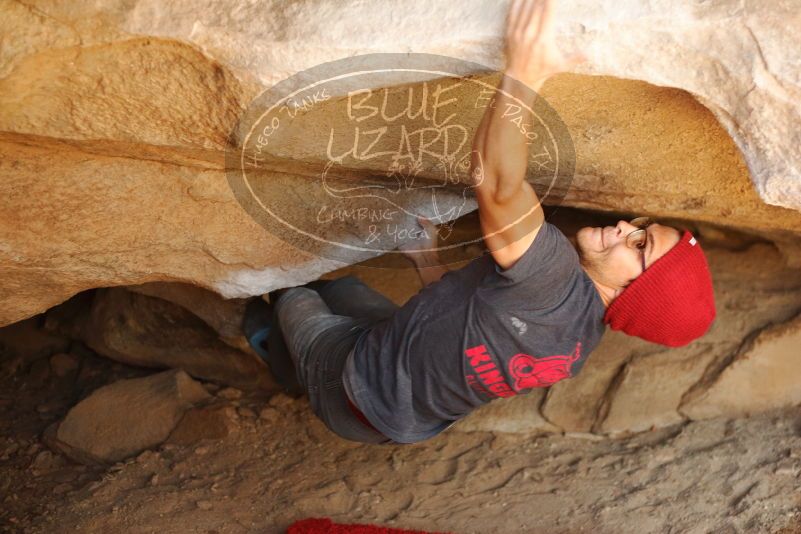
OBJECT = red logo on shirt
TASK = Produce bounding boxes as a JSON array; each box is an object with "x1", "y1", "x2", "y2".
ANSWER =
[
  {"x1": 464, "y1": 345, "x2": 516, "y2": 398},
  {"x1": 508, "y1": 342, "x2": 582, "y2": 390}
]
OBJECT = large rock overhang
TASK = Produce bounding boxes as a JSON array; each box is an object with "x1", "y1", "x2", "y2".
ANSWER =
[{"x1": 1, "y1": 0, "x2": 800, "y2": 325}]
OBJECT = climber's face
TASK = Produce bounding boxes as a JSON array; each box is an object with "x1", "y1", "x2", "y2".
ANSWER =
[{"x1": 576, "y1": 220, "x2": 681, "y2": 292}]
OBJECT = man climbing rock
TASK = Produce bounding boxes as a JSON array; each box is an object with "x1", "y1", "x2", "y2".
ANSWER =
[{"x1": 245, "y1": 0, "x2": 716, "y2": 444}]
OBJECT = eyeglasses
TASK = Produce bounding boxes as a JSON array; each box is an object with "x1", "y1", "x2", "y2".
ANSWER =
[{"x1": 627, "y1": 217, "x2": 655, "y2": 274}]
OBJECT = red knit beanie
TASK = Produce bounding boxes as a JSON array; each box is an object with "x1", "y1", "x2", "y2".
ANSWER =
[{"x1": 603, "y1": 230, "x2": 716, "y2": 347}]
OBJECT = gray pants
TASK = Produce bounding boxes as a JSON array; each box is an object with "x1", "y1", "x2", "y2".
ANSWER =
[{"x1": 273, "y1": 276, "x2": 398, "y2": 444}]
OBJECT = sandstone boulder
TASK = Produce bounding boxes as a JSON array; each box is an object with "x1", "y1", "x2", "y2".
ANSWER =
[
  {"x1": 12, "y1": 1, "x2": 797, "y2": 211},
  {"x1": 0, "y1": 317, "x2": 70, "y2": 376},
  {"x1": 81, "y1": 287, "x2": 274, "y2": 391},
  {"x1": 166, "y1": 403, "x2": 239, "y2": 446},
  {"x1": 49, "y1": 353, "x2": 80, "y2": 378},
  {"x1": 454, "y1": 389, "x2": 557, "y2": 435},
  {"x1": 596, "y1": 344, "x2": 716, "y2": 435},
  {"x1": 540, "y1": 330, "x2": 638, "y2": 433},
  {"x1": 680, "y1": 313, "x2": 801, "y2": 420},
  {"x1": 51, "y1": 369, "x2": 210, "y2": 464},
  {"x1": 126, "y1": 282, "x2": 248, "y2": 340},
  {"x1": 126, "y1": 281, "x2": 254, "y2": 353}
]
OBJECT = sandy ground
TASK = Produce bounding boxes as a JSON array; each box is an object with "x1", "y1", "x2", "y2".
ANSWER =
[{"x1": 2, "y1": 357, "x2": 801, "y2": 534}]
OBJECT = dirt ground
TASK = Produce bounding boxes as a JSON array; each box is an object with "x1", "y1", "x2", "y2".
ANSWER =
[{"x1": 2, "y1": 354, "x2": 801, "y2": 534}]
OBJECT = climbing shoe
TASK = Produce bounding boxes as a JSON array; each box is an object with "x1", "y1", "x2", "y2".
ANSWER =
[{"x1": 242, "y1": 296, "x2": 303, "y2": 396}]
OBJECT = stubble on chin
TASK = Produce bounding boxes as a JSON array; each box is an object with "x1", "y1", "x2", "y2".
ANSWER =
[
  {"x1": 576, "y1": 235, "x2": 602, "y2": 272},
  {"x1": 575, "y1": 236, "x2": 591, "y2": 265}
]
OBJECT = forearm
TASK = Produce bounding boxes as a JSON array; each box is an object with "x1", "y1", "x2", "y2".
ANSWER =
[
  {"x1": 411, "y1": 253, "x2": 448, "y2": 287},
  {"x1": 472, "y1": 72, "x2": 546, "y2": 202}
]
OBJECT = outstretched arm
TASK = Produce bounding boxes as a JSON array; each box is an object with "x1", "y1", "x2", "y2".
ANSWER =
[
  {"x1": 410, "y1": 251, "x2": 449, "y2": 287},
  {"x1": 472, "y1": 0, "x2": 581, "y2": 269},
  {"x1": 400, "y1": 217, "x2": 449, "y2": 287}
]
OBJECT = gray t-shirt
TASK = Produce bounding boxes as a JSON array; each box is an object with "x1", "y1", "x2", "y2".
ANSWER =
[{"x1": 343, "y1": 221, "x2": 607, "y2": 443}]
